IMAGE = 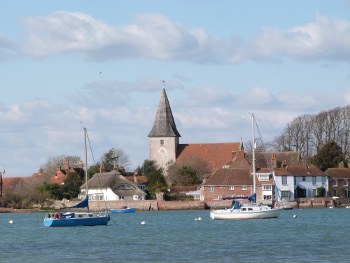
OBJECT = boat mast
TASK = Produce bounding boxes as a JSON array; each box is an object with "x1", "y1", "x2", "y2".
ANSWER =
[
  {"x1": 84, "y1": 127, "x2": 88, "y2": 197},
  {"x1": 251, "y1": 114, "x2": 256, "y2": 199}
]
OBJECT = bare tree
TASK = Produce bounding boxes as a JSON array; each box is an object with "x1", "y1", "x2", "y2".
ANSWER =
[{"x1": 41, "y1": 155, "x2": 81, "y2": 180}]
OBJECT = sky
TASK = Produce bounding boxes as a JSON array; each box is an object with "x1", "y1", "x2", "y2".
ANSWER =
[{"x1": 1, "y1": 1, "x2": 350, "y2": 177}]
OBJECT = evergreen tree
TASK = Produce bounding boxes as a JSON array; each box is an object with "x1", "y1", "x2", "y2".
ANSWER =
[{"x1": 312, "y1": 141, "x2": 344, "y2": 171}]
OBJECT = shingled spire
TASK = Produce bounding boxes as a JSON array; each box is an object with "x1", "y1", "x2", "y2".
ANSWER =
[{"x1": 148, "y1": 84, "x2": 181, "y2": 138}]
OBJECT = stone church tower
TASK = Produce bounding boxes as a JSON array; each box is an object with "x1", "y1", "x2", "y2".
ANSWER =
[{"x1": 148, "y1": 85, "x2": 181, "y2": 172}]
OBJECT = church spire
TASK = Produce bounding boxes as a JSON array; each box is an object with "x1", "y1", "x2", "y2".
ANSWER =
[{"x1": 148, "y1": 82, "x2": 181, "y2": 138}]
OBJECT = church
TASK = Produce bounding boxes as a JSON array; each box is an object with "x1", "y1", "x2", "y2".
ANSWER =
[{"x1": 147, "y1": 84, "x2": 240, "y2": 174}]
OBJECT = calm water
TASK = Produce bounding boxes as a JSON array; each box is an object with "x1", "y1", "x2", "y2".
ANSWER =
[{"x1": 0, "y1": 209, "x2": 349, "y2": 263}]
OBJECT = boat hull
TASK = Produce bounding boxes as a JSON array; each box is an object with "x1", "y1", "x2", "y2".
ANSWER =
[
  {"x1": 110, "y1": 208, "x2": 135, "y2": 213},
  {"x1": 210, "y1": 207, "x2": 281, "y2": 220},
  {"x1": 44, "y1": 212, "x2": 110, "y2": 227}
]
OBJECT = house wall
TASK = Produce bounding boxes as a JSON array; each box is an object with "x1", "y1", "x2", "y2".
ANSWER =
[
  {"x1": 274, "y1": 175, "x2": 295, "y2": 201},
  {"x1": 200, "y1": 185, "x2": 255, "y2": 203},
  {"x1": 329, "y1": 178, "x2": 349, "y2": 197},
  {"x1": 295, "y1": 176, "x2": 328, "y2": 198},
  {"x1": 86, "y1": 188, "x2": 146, "y2": 201}
]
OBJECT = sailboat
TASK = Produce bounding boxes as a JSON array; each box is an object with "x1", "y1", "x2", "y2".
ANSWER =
[
  {"x1": 210, "y1": 114, "x2": 281, "y2": 220},
  {"x1": 44, "y1": 128, "x2": 110, "y2": 227}
]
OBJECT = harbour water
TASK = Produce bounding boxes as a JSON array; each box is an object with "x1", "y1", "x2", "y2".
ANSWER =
[{"x1": 1, "y1": 208, "x2": 349, "y2": 263}]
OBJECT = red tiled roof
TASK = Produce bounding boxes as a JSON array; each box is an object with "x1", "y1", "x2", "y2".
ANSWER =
[
  {"x1": 203, "y1": 168, "x2": 252, "y2": 186},
  {"x1": 124, "y1": 175, "x2": 148, "y2": 184},
  {"x1": 285, "y1": 164, "x2": 324, "y2": 176},
  {"x1": 176, "y1": 142, "x2": 240, "y2": 171},
  {"x1": 325, "y1": 168, "x2": 350, "y2": 179},
  {"x1": 273, "y1": 168, "x2": 293, "y2": 176}
]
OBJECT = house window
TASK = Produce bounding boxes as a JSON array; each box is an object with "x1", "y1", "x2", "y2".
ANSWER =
[
  {"x1": 160, "y1": 139, "x2": 164, "y2": 146},
  {"x1": 332, "y1": 179, "x2": 338, "y2": 186},
  {"x1": 294, "y1": 177, "x2": 296, "y2": 185},
  {"x1": 322, "y1": 176, "x2": 326, "y2": 185},
  {"x1": 119, "y1": 196, "x2": 125, "y2": 200},
  {"x1": 213, "y1": 195, "x2": 219, "y2": 200},
  {"x1": 344, "y1": 179, "x2": 348, "y2": 186},
  {"x1": 229, "y1": 186, "x2": 234, "y2": 190},
  {"x1": 282, "y1": 176, "x2": 287, "y2": 185},
  {"x1": 312, "y1": 176, "x2": 316, "y2": 185},
  {"x1": 241, "y1": 185, "x2": 247, "y2": 190},
  {"x1": 281, "y1": 191, "x2": 290, "y2": 198},
  {"x1": 263, "y1": 185, "x2": 272, "y2": 190},
  {"x1": 263, "y1": 195, "x2": 272, "y2": 200},
  {"x1": 302, "y1": 176, "x2": 306, "y2": 181},
  {"x1": 345, "y1": 189, "x2": 349, "y2": 198},
  {"x1": 209, "y1": 186, "x2": 214, "y2": 192}
]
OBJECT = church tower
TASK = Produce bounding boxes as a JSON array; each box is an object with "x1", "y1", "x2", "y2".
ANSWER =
[{"x1": 148, "y1": 82, "x2": 181, "y2": 172}]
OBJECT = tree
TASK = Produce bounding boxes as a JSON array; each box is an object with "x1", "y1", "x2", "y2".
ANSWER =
[
  {"x1": 146, "y1": 169, "x2": 167, "y2": 199},
  {"x1": 100, "y1": 148, "x2": 131, "y2": 172},
  {"x1": 167, "y1": 156, "x2": 210, "y2": 186},
  {"x1": 60, "y1": 173, "x2": 83, "y2": 199},
  {"x1": 312, "y1": 141, "x2": 344, "y2": 171},
  {"x1": 41, "y1": 155, "x2": 81, "y2": 181}
]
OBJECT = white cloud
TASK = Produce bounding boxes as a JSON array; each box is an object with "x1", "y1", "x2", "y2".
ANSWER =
[
  {"x1": 19, "y1": 12, "x2": 350, "y2": 64},
  {"x1": 241, "y1": 15, "x2": 350, "y2": 62}
]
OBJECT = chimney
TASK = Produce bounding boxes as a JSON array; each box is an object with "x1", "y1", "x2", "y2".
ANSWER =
[
  {"x1": 78, "y1": 161, "x2": 83, "y2": 169},
  {"x1": 57, "y1": 164, "x2": 61, "y2": 171},
  {"x1": 285, "y1": 165, "x2": 288, "y2": 171},
  {"x1": 64, "y1": 160, "x2": 69, "y2": 170},
  {"x1": 113, "y1": 164, "x2": 119, "y2": 171},
  {"x1": 100, "y1": 163, "x2": 105, "y2": 173},
  {"x1": 134, "y1": 169, "x2": 138, "y2": 184},
  {"x1": 282, "y1": 160, "x2": 287, "y2": 168},
  {"x1": 339, "y1": 162, "x2": 344, "y2": 169},
  {"x1": 271, "y1": 154, "x2": 277, "y2": 169},
  {"x1": 38, "y1": 168, "x2": 43, "y2": 174}
]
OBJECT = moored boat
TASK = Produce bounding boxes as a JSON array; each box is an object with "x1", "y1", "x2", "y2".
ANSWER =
[
  {"x1": 43, "y1": 128, "x2": 110, "y2": 227},
  {"x1": 111, "y1": 206, "x2": 135, "y2": 213},
  {"x1": 210, "y1": 114, "x2": 281, "y2": 220}
]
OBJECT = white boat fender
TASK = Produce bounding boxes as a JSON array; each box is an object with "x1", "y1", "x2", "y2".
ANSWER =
[
  {"x1": 293, "y1": 215, "x2": 297, "y2": 218},
  {"x1": 141, "y1": 221, "x2": 146, "y2": 225},
  {"x1": 8, "y1": 220, "x2": 13, "y2": 224}
]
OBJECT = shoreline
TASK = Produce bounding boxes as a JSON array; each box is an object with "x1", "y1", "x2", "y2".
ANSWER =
[{"x1": 2, "y1": 198, "x2": 350, "y2": 213}]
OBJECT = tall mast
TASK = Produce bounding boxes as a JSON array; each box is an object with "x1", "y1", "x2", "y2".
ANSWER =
[
  {"x1": 84, "y1": 127, "x2": 88, "y2": 196},
  {"x1": 251, "y1": 114, "x2": 256, "y2": 197}
]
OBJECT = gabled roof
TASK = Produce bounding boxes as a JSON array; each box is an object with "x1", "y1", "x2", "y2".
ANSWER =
[
  {"x1": 245, "y1": 151, "x2": 299, "y2": 168},
  {"x1": 81, "y1": 171, "x2": 146, "y2": 196},
  {"x1": 325, "y1": 168, "x2": 350, "y2": 179},
  {"x1": 148, "y1": 88, "x2": 181, "y2": 138},
  {"x1": 202, "y1": 168, "x2": 252, "y2": 186},
  {"x1": 285, "y1": 164, "x2": 325, "y2": 176},
  {"x1": 273, "y1": 168, "x2": 293, "y2": 176},
  {"x1": 176, "y1": 142, "x2": 240, "y2": 171}
]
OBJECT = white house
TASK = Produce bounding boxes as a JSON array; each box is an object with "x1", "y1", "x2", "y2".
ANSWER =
[
  {"x1": 274, "y1": 164, "x2": 327, "y2": 201},
  {"x1": 80, "y1": 170, "x2": 146, "y2": 201}
]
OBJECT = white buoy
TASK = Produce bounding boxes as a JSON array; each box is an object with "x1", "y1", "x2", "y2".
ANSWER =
[
  {"x1": 141, "y1": 221, "x2": 146, "y2": 225},
  {"x1": 293, "y1": 215, "x2": 297, "y2": 218},
  {"x1": 8, "y1": 220, "x2": 13, "y2": 224},
  {"x1": 197, "y1": 217, "x2": 202, "y2": 221}
]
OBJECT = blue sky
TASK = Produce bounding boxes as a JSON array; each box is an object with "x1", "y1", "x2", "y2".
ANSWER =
[{"x1": 1, "y1": 1, "x2": 350, "y2": 177}]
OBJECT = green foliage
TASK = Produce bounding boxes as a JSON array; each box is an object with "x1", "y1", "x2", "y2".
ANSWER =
[
  {"x1": 37, "y1": 181, "x2": 62, "y2": 199},
  {"x1": 60, "y1": 173, "x2": 83, "y2": 199},
  {"x1": 139, "y1": 160, "x2": 167, "y2": 199},
  {"x1": 317, "y1": 186, "x2": 326, "y2": 197},
  {"x1": 337, "y1": 185, "x2": 346, "y2": 198},
  {"x1": 137, "y1": 160, "x2": 159, "y2": 176},
  {"x1": 174, "y1": 166, "x2": 201, "y2": 186},
  {"x1": 312, "y1": 141, "x2": 344, "y2": 172}
]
